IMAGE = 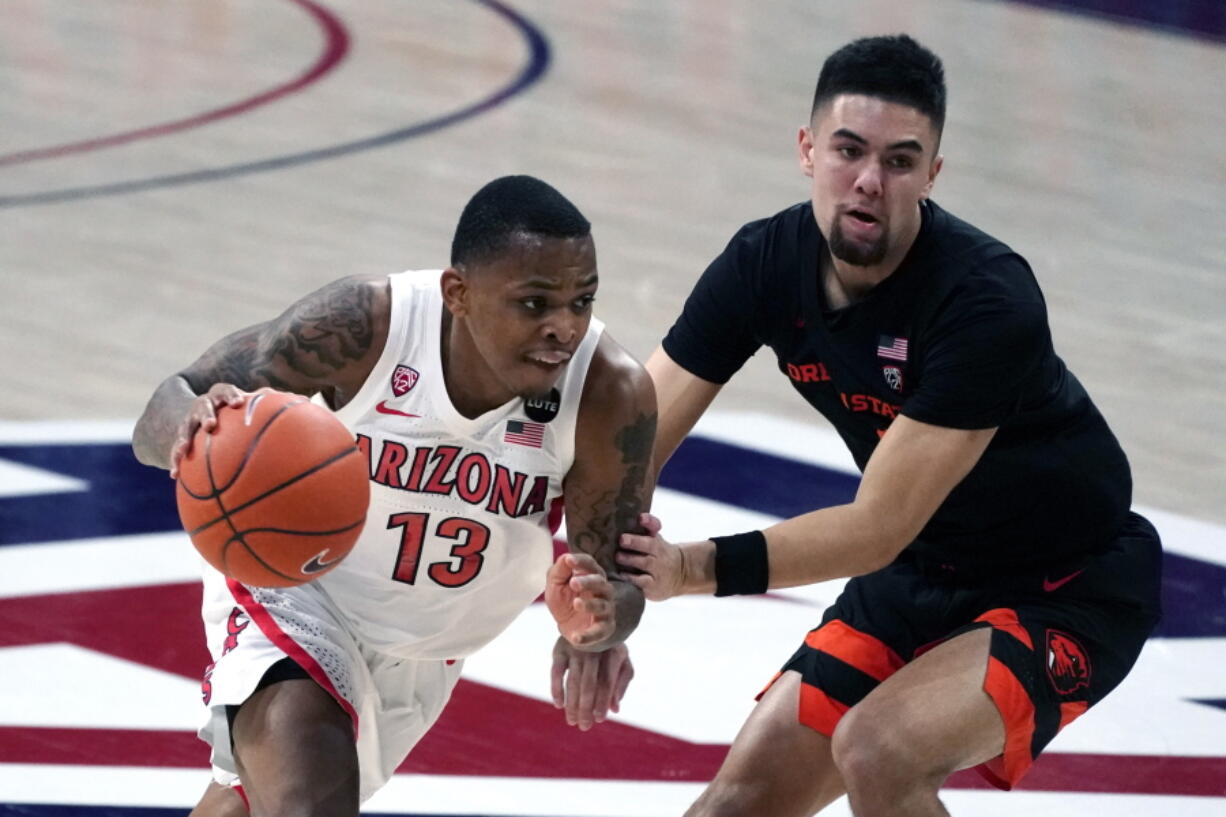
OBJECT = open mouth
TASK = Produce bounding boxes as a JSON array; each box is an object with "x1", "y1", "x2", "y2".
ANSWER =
[
  {"x1": 846, "y1": 208, "x2": 879, "y2": 225},
  {"x1": 525, "y1": 350, "x2": 572, "y2": 367}
]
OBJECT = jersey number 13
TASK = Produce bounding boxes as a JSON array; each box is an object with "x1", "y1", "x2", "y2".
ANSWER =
[{"x1": 387, "y1": 512, "x2": 490, "y2": 588}]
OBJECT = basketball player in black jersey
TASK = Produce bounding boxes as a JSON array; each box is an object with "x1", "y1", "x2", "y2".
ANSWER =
[{"x1": 617, "y1": 35, "x2": 1162, "y2": 817}]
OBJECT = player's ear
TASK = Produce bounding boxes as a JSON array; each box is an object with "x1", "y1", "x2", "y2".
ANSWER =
[
  {"x1": 920, "y1": 154, "x2": 943, "y2": 201},
  {"x1": 798, "y1": 126, "x2": 816, "y2": 178},
  {"x1": 440, "y1": 267, "x2": 469, "y2": 316}
]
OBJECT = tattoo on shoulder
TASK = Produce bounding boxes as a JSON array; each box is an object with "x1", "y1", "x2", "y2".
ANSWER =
[
  {"x1": 184, "y1": 278, "x2": 377, "y2": 394},
  {"x1": 270, "y1": 277, "x2": 376, "y2": 377},
  {"x1": 571, "y1": 411, "x2": 658, "y2": 565}
]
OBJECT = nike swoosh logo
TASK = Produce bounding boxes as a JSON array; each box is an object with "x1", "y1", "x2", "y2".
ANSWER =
[
  {"x1": 1042, "y1": 568, "x2": 1086, "y2": 593},
  {"x1": 375, "y1": 401, "x2": 420, "y2": 418},
  {"x1": 301, "y1": 550, "x2": 342, "y2": 575}
]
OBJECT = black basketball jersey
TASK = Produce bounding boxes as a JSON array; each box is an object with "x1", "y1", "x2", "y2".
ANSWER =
[{"x1": 663, "y1": 200, "x2": 1131, "y2": 569}]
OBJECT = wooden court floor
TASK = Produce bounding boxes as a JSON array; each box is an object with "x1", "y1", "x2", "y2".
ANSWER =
[
  {"x1": 1, "y1": 3, "x2": 1225, "y2": 815},
  {"x1": 2, "y1": 0, "x2": 1224, "y2": 522}
]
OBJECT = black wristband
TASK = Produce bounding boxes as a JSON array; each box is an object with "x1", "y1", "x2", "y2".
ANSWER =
[{"x1": 712, "y1": 530, "x2": 769, "y2": 596}]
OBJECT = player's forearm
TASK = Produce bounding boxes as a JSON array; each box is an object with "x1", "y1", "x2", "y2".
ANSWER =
[
  {"x1": 677, "y1": 503, "x2": 907, "y2": 595},
  {"x1": 132, "y1": 374, "x2": 198, "y2": 469},
  {"x1": 763, "y1": 504, "x2": 906, "y2": 586}
]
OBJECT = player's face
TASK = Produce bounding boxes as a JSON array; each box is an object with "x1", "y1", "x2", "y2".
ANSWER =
[
  {"x1": 446, "y1": 233, "x2": 598, "y2": 403},
  {"x1": 800, "y1": 94, "x2": 942, "y2": 268}
]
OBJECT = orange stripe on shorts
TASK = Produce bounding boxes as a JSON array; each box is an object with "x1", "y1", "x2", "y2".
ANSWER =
[
  {"x1": 804, "y1": 620, "x2": 905, "y2": 682},
  {"x1": 979, "y1": 655, "x2": 1037, "y2": 789},
  {"x1": 975, "y1": 608, "x2": 1033, "y2": 650},
  {"x1": 1059, "y1": 700, "x2": 1089, "y2": 730},
  {"x1": 798, "y1": 682, "x2": 849, "y2": 738}
]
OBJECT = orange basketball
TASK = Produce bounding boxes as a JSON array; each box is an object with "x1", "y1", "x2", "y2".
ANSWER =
[{"x1": 175, "y1": 390, "x2": 369, "y2": 587}]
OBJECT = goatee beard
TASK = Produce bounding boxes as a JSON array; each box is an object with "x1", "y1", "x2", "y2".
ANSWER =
[{"x1": 829, "y1": 221, "x2": 888, "y2": 267}]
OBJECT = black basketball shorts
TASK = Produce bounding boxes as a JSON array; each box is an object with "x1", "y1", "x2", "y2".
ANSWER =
[{"x1": 764, "y1": 511, "x2": 1162, "y2": 789}]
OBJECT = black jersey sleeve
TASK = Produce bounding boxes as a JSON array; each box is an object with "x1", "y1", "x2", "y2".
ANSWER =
[
  {"x1": 902, "y1": 256, "x2": 1051, "y2": 429},
  {"x1": 661, "y1": 228, "x2": 765, "y2": 384}
]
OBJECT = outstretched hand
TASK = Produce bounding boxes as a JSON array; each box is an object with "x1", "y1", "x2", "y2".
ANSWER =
[
  {"x1": 616, "y1": 512, "x2": 688, "y2": 601},
  {"x1": 545, "y1": 552, "x2": 616, "y2": 648},
  {"x1": 550, "y1": 637, "x2": 633, "y2": 730},
  {"x1": 168, "y1": 383, "x2": 258, "y2": 479}
]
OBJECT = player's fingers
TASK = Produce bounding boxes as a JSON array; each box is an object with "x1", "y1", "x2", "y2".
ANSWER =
[
  {"x1": 638, "y1": 512, "x2": 663, "y2": 536},
  {"x1": 207, "y1": 383, "x2": 247, "y2": 407},
  {"x1": 550, "y1": 641, "x2": 568, "y2": 708},
  {"x1": 566, "y1": 552, "x2": 605, "y2": 577},
  {"x1": 168, "y1": 438, "x2": 187, "y2": 479},
  {"x1": 569, "y1": 573, "x2": 612, "y2": 597},
  {"x1": 574, "y1": 595, "x2": 612, "y2": 619},
  {"x1": 611, "y1": 652, "x2": 634, "y2": 712},
  {"x1": 572, "y1": 630, "x2": 613, "y2": 649},
  {"x1": 564, "y1": 650, "x2": 583, "y2": 726},
  {"x1": 619, "y1": 532, "x2": 660, "y2": 554},
  {"x1": 194, "y1": 397, "x2": 221, "y2": 433},
  {"x1": 576, "y1": 651, "x2": 599, "y2": 731},
  {"x1": 546, "y1": 553, "x2": 575, "y2": 586},
  {"x1": 591, "y1": 651, "x2": 618, "y2": 723},
  {"x1": 615, "y1": 549, "x2": 652, "y2": 572}
]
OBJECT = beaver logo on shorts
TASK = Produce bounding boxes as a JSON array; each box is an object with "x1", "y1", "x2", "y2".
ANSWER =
[{"x1": 1046, "y1": 629, "x2": 1091, "y2": 695}]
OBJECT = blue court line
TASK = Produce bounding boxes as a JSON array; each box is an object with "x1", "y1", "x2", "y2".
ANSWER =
[
  {"x1": 0, "y1": 0, "x2": 550, "y2": 210},
  {"x1": 0, "y1": 434, "x2": 1222, "y2": 637},
  {"x1": 991, "y1": 0, "x2": 1226, "y2": 42},
  {"x1": 0, "y1": 807, "x2": 524, "y2": 817}
]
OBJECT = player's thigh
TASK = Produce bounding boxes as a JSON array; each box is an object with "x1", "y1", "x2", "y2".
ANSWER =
[
  {"x1": 833, "y1": 626, "x2": 1003, "y2": 781},
  {"x1": 231, "y1": 677, "x2": 359, "y2": 813},
  {"x1": 189, "y1": 781, "x2": 248, "y2": 817},
  {"x1": 687, "y1": 671, "x2": 844, "y2": 817}
]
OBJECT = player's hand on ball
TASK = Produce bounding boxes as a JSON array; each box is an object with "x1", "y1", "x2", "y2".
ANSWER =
[
  {"x1": 550, "y1": 637, "x2": 633, "y2": 731},
  {"x1": 617, "y1": 512, "x2": 687, "y2": 601},
  {"x1": 169, "y1": 384, "x2": 256, "y2": 478},
  {"x1": 546, "y1": 553, "x2": 615, "y2": 648}
]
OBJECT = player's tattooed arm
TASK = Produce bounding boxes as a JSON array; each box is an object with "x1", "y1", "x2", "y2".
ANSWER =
[
  {"x1": 568, "y1": 413, "x2": 656, "y2": 566},
  {"x1": 182, "y1": 274, "x2": 389, "y2": 397},
  {"x1": 132, "y1": 275, "x2": 390, "y2": 470},
  {"x1": 561, "y1": 335, "x2": 658, "y2": 648}
]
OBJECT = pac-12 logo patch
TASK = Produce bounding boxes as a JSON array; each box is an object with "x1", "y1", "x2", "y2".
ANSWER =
[
  {"x1": 1047, "y1": 629, "x2": 1092, "y2": 695},
  {"x1": 882, "y1": 365, "x2": 904, "y2": 392},
  {"x1": 392, "y1": 365, "x2": 420, "y2": 396}
]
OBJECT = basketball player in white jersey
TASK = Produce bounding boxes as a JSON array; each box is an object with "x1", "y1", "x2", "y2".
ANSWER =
[{"x1": 132, "y1": 175, "x2": 655, "y2": 816}]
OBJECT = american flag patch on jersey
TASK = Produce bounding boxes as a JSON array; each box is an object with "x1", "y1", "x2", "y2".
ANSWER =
[
  {"x1": 877, "y1": 335, "x2": 909, "y2": 361},
  {"x1": 504, "y1": 420, "x2": 546, "y2": 448}
]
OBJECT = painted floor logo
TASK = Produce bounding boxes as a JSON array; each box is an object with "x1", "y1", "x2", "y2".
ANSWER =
[{"x1": 0, "y1": 417, "x2": 1224, "y2": 816}]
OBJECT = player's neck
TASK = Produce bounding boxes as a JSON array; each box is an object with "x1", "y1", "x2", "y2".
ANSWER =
[{"x1": 439, "y1": 308, "x2": 515, "y2": 419}]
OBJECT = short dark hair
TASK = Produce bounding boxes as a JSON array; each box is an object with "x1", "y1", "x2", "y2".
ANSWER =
[
  {"x1": 450, "y1": 175, "x2": 591, "y2": 267},
  {"x1": 811, "y1": 35, "x2": 946, "y2": 134}
]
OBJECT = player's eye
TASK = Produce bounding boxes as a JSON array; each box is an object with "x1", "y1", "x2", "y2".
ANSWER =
[
  {"x1": 887, "y1": 155, "x2": 914, "y2": 170},
  {"x1": 572, "y1": 294, "x2": 595, "y2": 311},
  {"x1": 838, "y1": 145, "x2": 861, "y2": 159},
  {"x1": 519, "y1": 297, "x2": 546, "y2": 312}
]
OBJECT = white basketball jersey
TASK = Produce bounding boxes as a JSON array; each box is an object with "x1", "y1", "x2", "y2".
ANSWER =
[{"x1": 316, "y1": 269, "x2": 603, "y2": 660}]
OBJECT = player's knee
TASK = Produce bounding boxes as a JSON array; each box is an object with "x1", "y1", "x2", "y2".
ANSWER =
[{"x1": 831, "y1": 704, "x2": 925, "y2": 795}]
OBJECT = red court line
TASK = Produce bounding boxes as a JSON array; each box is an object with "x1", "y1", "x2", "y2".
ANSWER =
[
  {"x1": 0, "y1": 0, "x2": 349, "y2": 167},
  {"x1": 2, "y1": 722, "x2": 1223, "y2": 796}
]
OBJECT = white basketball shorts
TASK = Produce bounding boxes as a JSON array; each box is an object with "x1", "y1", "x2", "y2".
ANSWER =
[{"x1": 198, "y1": 567, "x2": 465, "y2": 802}]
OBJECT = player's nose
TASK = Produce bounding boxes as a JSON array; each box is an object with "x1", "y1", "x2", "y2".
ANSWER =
[
  {"x1": 855, "y1": 163, "x2": 884, "y2": 197},
  {"x1": 542, "y1": 311, "x2": 581, "y2": 345}
]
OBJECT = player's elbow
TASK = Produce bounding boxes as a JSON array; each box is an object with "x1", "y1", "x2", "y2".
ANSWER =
[
  {"x1": 854, "y1": 506, "x2": 923, "y2": 575},
  {"x1": 131, "y1": 405, "x2": 163, "y2": 468}
]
